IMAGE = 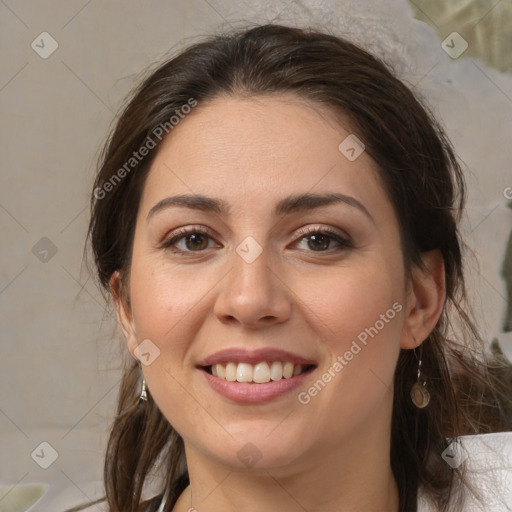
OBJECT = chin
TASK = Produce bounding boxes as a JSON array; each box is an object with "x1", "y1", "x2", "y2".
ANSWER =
[{"x1": 202, "y1": 432, "x2": 309, "y2": 472}]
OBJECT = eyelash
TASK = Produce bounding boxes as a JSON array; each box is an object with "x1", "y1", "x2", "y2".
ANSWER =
[{"x1": 160, "y1": 225, "x2": 353, "y2": 255}]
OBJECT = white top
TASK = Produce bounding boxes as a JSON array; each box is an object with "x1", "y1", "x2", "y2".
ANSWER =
[
  {"x1": 25, "y1": 432, "x2": 512, "y2": 511},
  {"x1": 417, "y1": 432, "x2": 512, "y2": 511}
]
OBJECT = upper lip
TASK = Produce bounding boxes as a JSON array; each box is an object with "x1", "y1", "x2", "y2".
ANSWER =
[{"x1": 197, "y1": 348, "x2": 317, "y2": 367}]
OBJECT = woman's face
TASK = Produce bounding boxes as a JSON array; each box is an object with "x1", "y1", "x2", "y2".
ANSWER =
[{"x1": 116, "y1": 94, "x2": 419, "y2": 473}]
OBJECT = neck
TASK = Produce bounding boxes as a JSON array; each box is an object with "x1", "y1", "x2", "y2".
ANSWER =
[{"x1": 172, "y1": 418, "x2": 400, "y2": 512}]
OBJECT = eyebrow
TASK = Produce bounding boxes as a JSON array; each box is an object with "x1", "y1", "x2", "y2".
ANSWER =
[{"x1": 146, "y1": 192, "x2": 374, "y2": 223}]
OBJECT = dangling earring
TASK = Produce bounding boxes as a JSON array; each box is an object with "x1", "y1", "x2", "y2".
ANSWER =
[
  {"x1": 410, "y1": 346, "x2": 430, "y2": 408},
  {"x1": 139, "y1": 376, "x2": 148, "y2": 404}
]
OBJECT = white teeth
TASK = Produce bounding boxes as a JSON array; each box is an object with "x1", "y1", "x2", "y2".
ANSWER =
[
  {"x1": 270, "y1": 361, "x2": 283, "y2": 381},
  {"x1": 236, "y1": 363, "x2": 253, "y2": 382},
  {"x1": 225, "y1": 362, "x2": 237, "y2": 382},
  {"x1": 283, "y1": 362, "x2": 294, "y2": 379},
  {"x1": 253, "y1": 362, "x2": 271, "y2": 383},
  {"x1": 211, "y1": 361, "x2": 308, "y2": 383}
]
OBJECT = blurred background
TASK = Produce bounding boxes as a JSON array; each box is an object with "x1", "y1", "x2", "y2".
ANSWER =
[{"x1": 1, "y1": 0, "x2": 511, "y2": 509}]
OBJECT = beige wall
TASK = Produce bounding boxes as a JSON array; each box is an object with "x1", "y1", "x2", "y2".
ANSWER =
[{"x1": 1, "y1": 0, "x2": 511, "y2": 496}]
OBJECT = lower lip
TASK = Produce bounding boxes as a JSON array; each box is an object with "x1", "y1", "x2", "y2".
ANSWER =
[{"x1": 200, "y1": 367, "x2": 316, "y2": 404}]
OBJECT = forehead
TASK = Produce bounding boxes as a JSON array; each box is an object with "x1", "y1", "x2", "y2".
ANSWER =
[{"x1": 140, "y1": 94, "x2": 386, "y2": 217}]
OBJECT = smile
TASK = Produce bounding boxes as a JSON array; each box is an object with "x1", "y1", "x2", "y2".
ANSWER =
[
  {"x1": 205, "y1": 361, "x2": 314, "y2": 383},
  {"x1": 197, "y1": 347, "x2": 318, "y2": 403}
]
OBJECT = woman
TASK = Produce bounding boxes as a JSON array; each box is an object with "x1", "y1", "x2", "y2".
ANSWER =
[{"x1": 74, "y1": 24, "x2": 511, "y2": 512}]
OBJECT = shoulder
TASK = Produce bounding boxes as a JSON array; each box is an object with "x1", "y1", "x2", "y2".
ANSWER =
[{"x1": 418, "y1": 432, "x2": 512, "y2": 512}]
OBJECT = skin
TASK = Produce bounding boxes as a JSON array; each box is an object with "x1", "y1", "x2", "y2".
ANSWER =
[{"x1": 112, "y1": 94, "x2": 445, "y2": 511}]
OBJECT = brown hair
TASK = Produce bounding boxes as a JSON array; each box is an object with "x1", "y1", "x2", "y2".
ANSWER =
[{"x1": 74, "y1": 24, "x2": 510, "y2": 512}]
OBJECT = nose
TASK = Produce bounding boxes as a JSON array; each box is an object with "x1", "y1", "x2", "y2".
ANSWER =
[{"x1": 213, "y1": 244, "x2": 292, "y2": 329}]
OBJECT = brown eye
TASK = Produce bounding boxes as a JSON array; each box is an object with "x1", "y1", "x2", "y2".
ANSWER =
[
  {"x1": 183, "y1": 233, "x2": 209, "y2": 251},
  {"x1": 161, "y1": 227, "x2": 219, "y2": 254},
  {"x1": 294, "y1": 228, "x2": 353, "y2": 252},
  {"x1": 305, "y1": 233, "x2": 331, "y2": 251}
]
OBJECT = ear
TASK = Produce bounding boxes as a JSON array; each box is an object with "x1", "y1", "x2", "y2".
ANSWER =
[
  {"x1": 110, "y1": 271, "x2": 139, "y2": 359},
  {"x1": 400, "y1": 249, "x2": 446, "y2": 349}
]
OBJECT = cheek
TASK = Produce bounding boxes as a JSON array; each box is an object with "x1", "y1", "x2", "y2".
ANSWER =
[
  {"x1": 294, "y1": 257, "x2": 404, "y2": 349},
  {"x1": 127, "y1": 255, "x2": 219, "y2": 434},
  {"x1": 128, "y1": 255, "x2": 210, "y2": 343},
  {"x1": 291, "y1": 258, "x2": 404, "y2": 416}
]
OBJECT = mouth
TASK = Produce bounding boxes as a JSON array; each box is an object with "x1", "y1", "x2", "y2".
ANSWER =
[
  {"x1": 196, "y1": 348, "x2": 318, "y2": 403},
  {"x1": 201, "y1": 361, "x2": 316, "y2": 383}
]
